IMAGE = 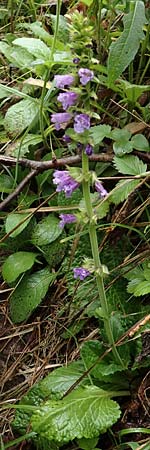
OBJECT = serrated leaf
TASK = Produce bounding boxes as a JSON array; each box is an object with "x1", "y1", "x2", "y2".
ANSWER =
[
  {"x1": 0, "y1": 174, "x2": 14, "y2": 193},
  {"x1": 10, "y1": 267, "x2": 54, "y2": 323},
  {"x1": 113, "y1": 155, "x2": 147, "y2": 175},
  {"x1": 110, "y1": 179, "x2": 139, "y2": 205},
  {"x1": 7, "y1": 134, "x2": 43, "y2": 157},
  {"x1": 134, "y1": 281, "x2": 150, "y2": 296},
  {"x1": 31, "y1": 385, "x2": 121, "y2": 443},
  {"x1": 4, "y1": 98, "x2": 39, "y2": 136},
  {"x1": 31, "y1": 215, "x2": 62, "y2": 247},
  {"x1": 13, "y1": 362, "x2": 88, "y2": 433},
  {"x1": 131, "y1": 134, "x2": 150, "y2": 152},
  {"x1": 81, "y1": 341, "x2": 123, "y2": 381},
  {"x1": 13, "y1": 37, "x2": 51, "y2": 60},
  {"x1": 120, "y1": 79, "x2": 150, "y2": 103},
  {"x1": 90, "y1": 125, "x2": 111, "y2": 145},
  {"x1": 5, "y1": 213, "x2": 32, "y2": 238},
  {"x1": 96, "y1": 198, "x2": 110, "y2": 219},
  {"x1": 2, "y1": 251, "x2": 37, "y2": 283},
  {"x1": 108, "y1": 1, "x2": 147, "y2": 84}
]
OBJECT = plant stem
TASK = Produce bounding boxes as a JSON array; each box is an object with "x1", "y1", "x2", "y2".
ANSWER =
[
  {"x1": 39, "y1": 0, "x2": 62, "y2": 147},
  {"x1": 82, "y1": 151, "x2": 124, "y2": 367}
]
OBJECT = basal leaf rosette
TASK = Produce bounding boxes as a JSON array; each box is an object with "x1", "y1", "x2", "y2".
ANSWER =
[{"x1": 31, "y1": 385, "x2": 121, "y2": 443}]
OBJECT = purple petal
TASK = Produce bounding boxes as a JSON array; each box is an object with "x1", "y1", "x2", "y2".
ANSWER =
[
  {"x1": 54, "y1": 75, "x2": 74, "y2": 89},
  {"x1": 74, "y1": 114, "x2": 90, "y2": 134},
  {"x1": 78, "y1": 68, "x2": 94, "y2": 86},
  {"x1": 59, "y1": 214, "x2": 76, "y2": 228},
  {"x1": 73, "y1": 267, "x2": 91, "y2": 280},
  {"x1": 95, "y1": 181, "x2": 108, "y2": 198}
]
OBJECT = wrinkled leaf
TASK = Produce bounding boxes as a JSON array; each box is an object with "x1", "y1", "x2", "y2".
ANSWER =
[
  {"x1": 10, "y1": 267, "x2": 55, "y2": 323},
  {"x1": 108, "y1": 2, "x2": 147, "y2": 84},
  {"x1": 6, "y1": 134, "x2": 43, "y2": 157},
  {"x1": 31, "y1": 215, "x2": 62, "y2": 247},
  {"x1": 31, "y1": 385, "x2": 121, "y2": 443},
  {"x1": 13, "y1": 362, "x2": 88, "y2": 433},
  {"x1": 4, "y1": 98, "x2": 39, "y2": 136},
  {"x1": 2, "y1": 251, "x2": 37, "y2": 283},
  {"x1": 113, "y1": 155, "x2": 147, "y2": 175},
  {"x1": 5, "y1": 213, "x2": 32, "y2": 238}
]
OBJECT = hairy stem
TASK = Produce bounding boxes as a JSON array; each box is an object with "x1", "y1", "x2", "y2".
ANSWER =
[{"x1": 82, "y1": 151, "x2": 124, "y2": 367}]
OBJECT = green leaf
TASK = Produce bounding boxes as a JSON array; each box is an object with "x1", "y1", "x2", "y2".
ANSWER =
[
  {"x1": 0, "y1": 174, "x2": 14, "y2": 193},
  {"x1": 113, "y1": 139, "x2": 133, "y2": 156},
  {"x1": 10, "y1": 267, "x2": 54, "y2": 323},
  {"x1": 81, "y1": 0, "x2": 94, "y2": 5},
  {"x1": 96, "y1": 198, "x2": 110, "y2": 219},
  {"x1": 81, "y1": 341, "x2": 123, "y2": 381},
  {"x1": 13, "y1": 37, "x2": 51, "y2": 60},
  {"x1": 4, "y1": 98, "x2": 39, "y2": 136},
  {"x1": 0, "y1": 83, "x2": 31, "y2": 100},
  {"x1": 119, "y1": 79, "x2": 150, "y2": 103},
  {"x1": 113, "y1": 155, "x2": 147, "y2": 175},
  {"x1": 31, "y1": 385, "x2": 121, "y2": 443},
  {"x1": 13, "y1": 362, "x2": 88, "y2": 433},
  {"x1": 50, "y1": 15, "x2": 69, "y2": 44},
  {"x1": 90, "y1": 125, "x2": 111, "y2": 145},
  {"x1": 5, "y1": 213, "x2": 32, "y2": 238},
  {"x1": 134, "y1": 281, "x2": 150, "y2": 296},
  {"x1": 131, "y1": 134, "x2": 150, "y2": 152},
  {"x1": 110, "y1": 179, "x2": 139, "y2": 205},
  {"x1": 108, "y1": 1, "x2": 147, "y2": 84},
  {"x1": 31, "y1": 215, "x2": 62, "y2": 247},
  {"x1": 8, "y1": 134, "x2": 43, "y2": 157},
  {"x1": 2, "y1": 252, "x2": 37, "y2": 283}
]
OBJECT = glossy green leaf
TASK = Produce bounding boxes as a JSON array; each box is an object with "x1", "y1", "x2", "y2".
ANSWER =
[
  {"x1": 108, "y1": 1, "x2": 147, "y2": 84},
  {"x1": 31, "y1": 385, "x2": 121, "y2": 443},
  {"x1": 31, "y1": 215, "x2": 62, "y2": 247},
  {"x1": 2, "y1": 251, "x2": 37, "y2": 283},
  {"x1": 4, "y1": 98, "x2": 39, "y2": 136},
  {"x1": 0, "y1": 174, "x2": 14, "y2": 193},
  {"x1": 10, "y1": 267, "x2": 55, "y2": 323},
  {"x1": 5, "y1": 213, "x2": 32, "y2": 238},
  {"x1": 113, "y1": 155, "x2": 147, "y2": 175}
]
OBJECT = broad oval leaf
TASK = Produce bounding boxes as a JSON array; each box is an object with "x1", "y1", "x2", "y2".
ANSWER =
[
  {"x1": 13, "y1": 37, "x2": 51, "y2": 59},
  {"x1": 5, "y1": 213, "x2": 32, "y2": 238},
  {"x1": 31, "y1": 385, "x2": 121, "y2": 443},
  {"x1": 2, "y1": 251, "x2": 37, "y2": 283},
  {"x1": 4, "y1": 98, "x2": 39, "y2": 136},
  {"x1": 31, "y1": 215, "x2": 62, "y2": 247},
  {"x1": 131, "y1": 134, "x2": 150, "y2": 152},
  {"x1": 10, "y1": 267, "x2": 55, "y2": 323},
  {"x1": 108, "y1": 1, "x2": 147, "y2": 84}
]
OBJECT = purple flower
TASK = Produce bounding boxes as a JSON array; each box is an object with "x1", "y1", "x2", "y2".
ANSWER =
[
  {"x1": 85, "y1": 144, "x2": 93, "y2": 156},
  {"x1": 54, "y1": 75, "x2": 74, "y2": 89},
  {"x1": 74, "y1": 114, "x2": 90, "y2": 134},
  {"x1": 51, "y1": 113, "x2": 72, "y2": 130},
  {"x1": 57, "y1": 92, "x2": 78, "y2": 110},
  {"x1": 63, "y1": 134, "x2": 71, "y2": 144},
  {"x1": 73, "y1": 267, "x2": 91, "y2": 280},
  {"x1": 53, "y1": 170, "x2": 80, "y2": 197},
  {"x1": 59, "y1": 214, "x2": 76, "y2": 228},
  {"x1": 78, "y1": 68, "x2": 94, "y2": 86},
  {"x1": 95, "y1": 181, "x2": 108, "y2": 198},
  {"x1": 73, "y1": 57, "x2": 80, "y2": 64}
]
